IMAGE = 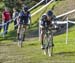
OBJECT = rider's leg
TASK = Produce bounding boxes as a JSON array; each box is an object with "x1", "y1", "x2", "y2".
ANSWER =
[
  {"x1": 17, "y1": 25, "x2": 21, "y2": 40},
  {"x1": 50, "y1": 32, "x2": 54, "y2": 47},
  {"x1": 22, "y1": 25, "x2": 27, "y2": 41},
  {"x1": 23, "y1": 25, "x2": 27, "y2": 32},
  {"x1": 40, "y1": 28, "x2": 44, "y2": 49},
  {"x1": 51, "y1": 33, "x2": 54, "y2": 47}
]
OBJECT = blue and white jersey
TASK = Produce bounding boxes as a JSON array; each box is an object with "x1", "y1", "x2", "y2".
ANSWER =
[
  {"x1": 39, "y1": 14, "x2": 58, "y2": 30},
  {"x1": 19, "y1": 11, "x2": 31, "y2": 21},
  {"x1": 18, "y1": 10, "x2": 31, "y2": 25},
  {"x1": 40, "y1": 14, "x2": 53, "y2": 28}
]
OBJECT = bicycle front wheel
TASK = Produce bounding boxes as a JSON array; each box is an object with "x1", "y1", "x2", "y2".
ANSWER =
[
  {"x1": 18, "y1": 26, "x2": 25, "y2": 47},
  {"x1": 48, "y1": 33, "x2": 53, "y2": 56}
]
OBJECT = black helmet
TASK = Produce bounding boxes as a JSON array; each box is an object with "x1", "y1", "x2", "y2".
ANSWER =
[
  {"x1": 47, "y1": 10, "x2": 53, "y2": 16},
  {"x1": 23, "y1": 6, "x2": 28, "y2": 12}
]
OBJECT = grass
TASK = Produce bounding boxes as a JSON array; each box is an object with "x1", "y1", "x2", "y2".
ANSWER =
[
  {"x1": 0, "y1": 28, "x2": 75, "y2": 63},
  {"x1": 0, "y1": 0, "x2": 75, "y2": 63}
]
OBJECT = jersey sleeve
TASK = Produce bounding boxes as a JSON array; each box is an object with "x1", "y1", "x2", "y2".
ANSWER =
[
  {"x1": 40, "y1": 20, "x2": 45, "y2": 28},
  {"x1": 40, "y1": 15, "x2": 47, "y2": 26}
]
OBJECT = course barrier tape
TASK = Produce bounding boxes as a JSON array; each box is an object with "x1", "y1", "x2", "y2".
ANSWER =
[
  {"x1": 28, "y1": 0, "x2": 44, "y2": 11},
  {"x1": 52, "y1": 21, "x2": 67, "y2": 24},
  {"x1": 68, "y1": 21, "x2": 75, "y2": 24},
  {"x1": 31, "y1": 0, "x2": 54, "y2": 16},
  {"x1": 56, "y1": 9, "x2": 75, "y2": 18}
]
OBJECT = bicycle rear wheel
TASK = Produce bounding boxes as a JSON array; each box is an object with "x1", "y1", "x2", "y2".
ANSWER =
[
  {"x1": 47, "y1": 33, "x2": 53, "y2": 57},
  {"x1": 43, "y1": 34, "x2": 48, "y2": 55},
  {"x1": 18, "y1": 26, "x2": 25, "y2": 47}
]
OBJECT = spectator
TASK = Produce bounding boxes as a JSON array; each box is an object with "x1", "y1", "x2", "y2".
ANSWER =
[
  {"x1": 2, "y1": 7, "x2": 11, "y2": 35},
  {"x1": 12, "y1": 7, "x2": 19, "y2": 29}
]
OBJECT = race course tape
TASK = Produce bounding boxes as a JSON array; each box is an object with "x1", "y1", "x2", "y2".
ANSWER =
[{"x1": 29, "y1": 0, "x2": 44, "y2": 11}]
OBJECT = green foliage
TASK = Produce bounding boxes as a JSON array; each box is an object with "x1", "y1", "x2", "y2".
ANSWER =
[
  {"x1": 3, "y1": 0, "x2": 16, "y2": 8},
  {"x1": 2, "y1": 0, "x2": 38, "y2": 9},
  {"x1": 18, "y1": 0, "x2": 37, "y2": 8},
  {"x1": 0, "y1": 2, "x2": 5, "y2": 23}
]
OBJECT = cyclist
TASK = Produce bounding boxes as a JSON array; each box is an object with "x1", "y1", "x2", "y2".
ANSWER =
[
  {"x1": 40, "y1": 10, "x2": 55, "y2": 49},
  {"x1": 17, "y1": 6, "x2": 31, "y2": 41}
]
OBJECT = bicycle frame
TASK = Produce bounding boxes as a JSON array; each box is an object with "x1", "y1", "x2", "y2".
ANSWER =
[
  {"x1": 18, "y1": 24, "x2": 25, "y2": 47},
  {"x1": 43, "y1": 28, "x2": 53, "y2": 56}
]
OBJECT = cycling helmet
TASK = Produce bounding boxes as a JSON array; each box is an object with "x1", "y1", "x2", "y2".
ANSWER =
[
  {"x1": 46, "y1": 10, "x2": 53, "y2": 16},
  {"x1": 23, "y1": 6, "x2": 28, "y2": 12}
]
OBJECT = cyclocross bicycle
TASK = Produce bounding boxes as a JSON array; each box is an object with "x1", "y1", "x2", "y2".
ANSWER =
[
  {"x1": 18, "y1": 25, "x2": 25, "y2": 48},
  {"x1": 43, "y1": 27, "x2": 54, "y2": 57}
]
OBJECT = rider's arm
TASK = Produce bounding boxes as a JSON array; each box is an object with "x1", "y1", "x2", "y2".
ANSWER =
[{"x1": 40, "y1": 14, "x2": 47, "y2": 29}]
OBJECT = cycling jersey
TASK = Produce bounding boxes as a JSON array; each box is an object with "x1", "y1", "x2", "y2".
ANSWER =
[
  {"x1": 19, "y1": 11, "x2": 31, "y2": 25},
  {"x1": 40, "y1": 14, "x2": 53, "y2": 28}
]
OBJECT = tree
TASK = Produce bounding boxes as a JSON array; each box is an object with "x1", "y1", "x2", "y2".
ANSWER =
[
  {"x1": 3, "y1": 0, "x2": 16, "y2": 8},
  {"x1": 3, "y1": 0, "x2": 38, "y2": 11}
]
